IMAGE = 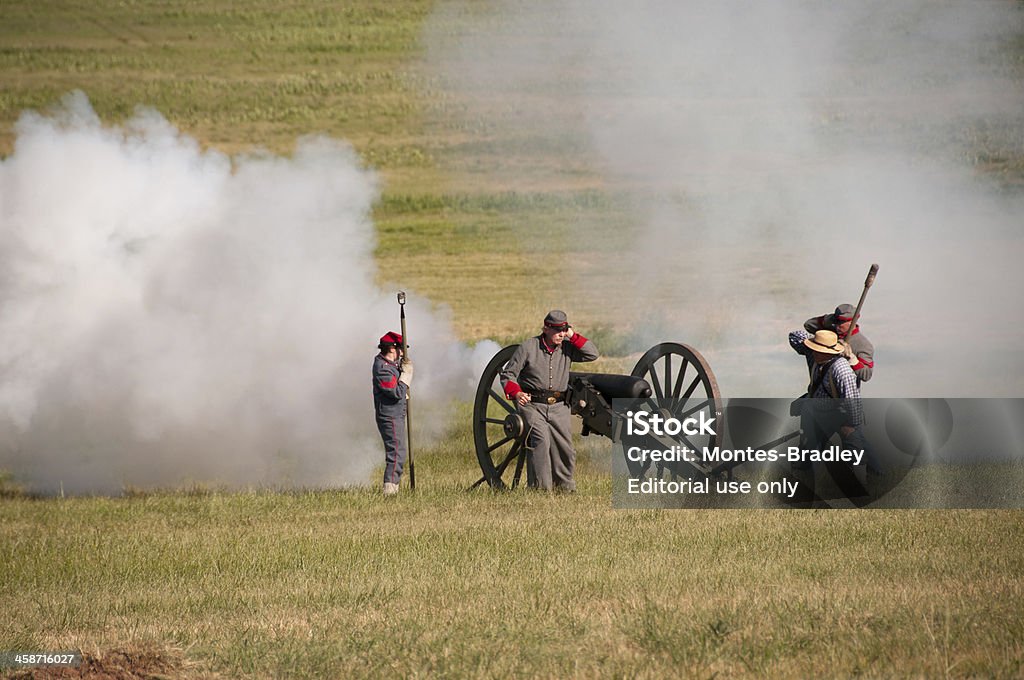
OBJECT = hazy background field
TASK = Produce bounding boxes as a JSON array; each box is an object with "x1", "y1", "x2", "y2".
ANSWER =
[{"x1": 1, "y1": 0, "x2": 1023, "y2": 677}]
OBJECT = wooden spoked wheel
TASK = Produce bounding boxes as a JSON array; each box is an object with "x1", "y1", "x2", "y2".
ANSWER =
[
  {"x1": 472, "y1": 345, "x2": 526, "y2": 490},
  {"x1": 628, "y1": 343, "x2": 724, "y2": 479}
]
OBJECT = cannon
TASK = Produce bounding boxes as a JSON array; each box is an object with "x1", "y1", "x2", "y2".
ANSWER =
[{"x1": 471, "y1": 342, "x2": 724, "y2": 489}]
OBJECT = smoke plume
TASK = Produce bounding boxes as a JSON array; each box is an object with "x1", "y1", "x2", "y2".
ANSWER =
[
  {"x1": 424, "y1": 0, "x2": 1024, "y2": 397},
  {"x1": 0, "y1": 92, "x2": 496, "y2": 494}
]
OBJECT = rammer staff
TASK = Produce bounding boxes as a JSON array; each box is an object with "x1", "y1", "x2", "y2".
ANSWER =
[
  {"x1": 398, "y1": 291, "x2": 415, "y2": 490},
  {"x1": 847, "y1": 264, "x2": 879, "y2": 336}
]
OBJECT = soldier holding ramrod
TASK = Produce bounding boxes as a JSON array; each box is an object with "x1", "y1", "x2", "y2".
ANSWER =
[
  {"x1": 372, "y1": 331, "x2": 413, "y2": 495},
  {"x1": 804, "y1": 303, "x2": 874, "y2": 386},
  {"x1": 790, "y1": 265, "x2": 881, "y2": 477}
]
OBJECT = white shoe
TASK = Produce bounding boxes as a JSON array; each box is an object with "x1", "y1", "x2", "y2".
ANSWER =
[{"x1": 382, "y1": 482, "x2": 399, "y2": 495}]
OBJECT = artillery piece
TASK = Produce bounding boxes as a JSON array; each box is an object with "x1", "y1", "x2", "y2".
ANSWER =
[
  {"x1": 470, "y1": 266, "x2": 885, "y2": 501},
  {"x1": 471, "y1": 342, "x2": 724, "y2": 489}
]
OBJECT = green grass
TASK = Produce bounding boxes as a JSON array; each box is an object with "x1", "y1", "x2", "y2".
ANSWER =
[
  {"x1": 0, "y1": 0, "x2": 650, "y2": 339},
  {"x1": 0, "y1": 0, "x2": 438, "y2": 209},
  {"x1": 5, "y1": 0, "x2": 1020, "y2": 340},
  {"x1": 1, "y1": 1, "x2": 1024, "y2": 677},
  {"x1": 2, "y1": 417, "x2": 1023, "y2": 677},
  {"x1": 3, "y1": 477, "x2": 1023, "y2": 677}
]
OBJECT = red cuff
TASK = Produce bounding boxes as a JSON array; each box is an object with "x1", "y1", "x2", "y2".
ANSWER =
[
  {"x1": 504, "y1": 382, "x2": 522, "y2": 399},
  {"x1": 569, "y1": 333, "x2": 588, "y2": 349},
  {"x1": 379, "y1": 375, "x2": 398, "y2": 389}
]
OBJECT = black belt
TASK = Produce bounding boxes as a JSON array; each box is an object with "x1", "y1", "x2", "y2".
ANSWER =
[{"x1": 530, "y1": 390, "x2": 566, "y2": 405}]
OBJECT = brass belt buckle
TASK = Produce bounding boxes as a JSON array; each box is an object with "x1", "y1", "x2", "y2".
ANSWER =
[{"x1": 546, "y1": 396, "x2": 556, "y2": 405}]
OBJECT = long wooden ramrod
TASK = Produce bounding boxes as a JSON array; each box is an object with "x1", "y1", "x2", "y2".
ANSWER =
[
  {"x1": 847, "y1": 264, "x2": 879, "y2": 337},
  {"x1": 398, "y1": 291, "x2": 415, "y2": 490}
]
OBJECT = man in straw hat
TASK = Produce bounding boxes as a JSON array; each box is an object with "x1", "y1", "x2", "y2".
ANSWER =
[
  {"x1": 789, "y1": 328, "x2": 876, "y2": 474},
  {"x1": 500, "y1": 310, "x2": 599, "y2": 491},
  {"x1": 372, "y1": 331, "x2": 414, "y2": 495},
  {"x1": 804, "y1": 303, "x2": 875, "y2": 386}
]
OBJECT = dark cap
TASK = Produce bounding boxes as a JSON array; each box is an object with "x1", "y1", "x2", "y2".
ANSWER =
[
  {"x1": 834, "y1": 303, "x2": 855, "y2": 322},
  {"x1": 543, "y1": 310, "x2": 569, "y2": 330}
]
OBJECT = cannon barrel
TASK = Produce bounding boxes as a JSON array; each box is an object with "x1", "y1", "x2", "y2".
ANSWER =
[{"x1": 569, "y1": 372, "x2": 652, "y2": 400}]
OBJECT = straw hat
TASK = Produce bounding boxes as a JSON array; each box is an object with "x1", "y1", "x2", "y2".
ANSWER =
[{"x1": 803, "y1": 329, "x2": 844, "y2": 355}]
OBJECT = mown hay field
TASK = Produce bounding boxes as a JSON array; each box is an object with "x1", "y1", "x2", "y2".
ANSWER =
[{"x1": 2, "y1": 1, "x2": 1023, "y2": 678}]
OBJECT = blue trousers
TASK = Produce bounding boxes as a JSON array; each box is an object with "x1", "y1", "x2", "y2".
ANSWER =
[{"x1": 376, "y1": 411, "x2": 407, "y2": 485}]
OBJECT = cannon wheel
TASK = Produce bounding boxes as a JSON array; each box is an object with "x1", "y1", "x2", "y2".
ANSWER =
[
  {"x1": 472, "y1": 345, "x2": 527, "y2": 490},
  {"x1": 630, "y1": 343, "x2": 724, "y2": 478}
]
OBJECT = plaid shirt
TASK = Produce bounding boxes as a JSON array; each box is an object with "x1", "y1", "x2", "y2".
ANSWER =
[{"x1": 789, "y1": 330, "x2": 864, "y2": 426}]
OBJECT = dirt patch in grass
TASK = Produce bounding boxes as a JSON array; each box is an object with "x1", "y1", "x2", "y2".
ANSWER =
[{"x1": 5, "y1": 647, "x2": 213, "y2": 680}]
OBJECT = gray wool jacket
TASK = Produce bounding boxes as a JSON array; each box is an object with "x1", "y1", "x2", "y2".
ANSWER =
[
  {"x1": 804, "y1": 313, "x2": 875, "y2": 383},
  {"x1": 500, "y1": 333, "x2": 599, "y2": 398}
]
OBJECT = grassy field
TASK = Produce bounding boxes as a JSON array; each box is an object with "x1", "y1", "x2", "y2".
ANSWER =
[
  {"x1": 0, "y1": 0, "x2": 628, "y2": 340},
  {"x1": 2, "y1": 424, "x2": 1023, "y2": 678},
  {"x1": 4, "y1": 1, "x2": 1020, "y2": 340},
  {"x1": 2, "y1": 0, "x2": 1024, "y2": 677},
  {"x1": 4, "y1": 486, "x2": 1023, "y2": 678}
]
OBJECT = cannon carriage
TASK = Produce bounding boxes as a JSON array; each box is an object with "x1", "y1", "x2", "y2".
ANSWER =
[
  {"x1": 468, "y1": 266, "x2": 885, "y2": 497},
  {"x1": 470, "y1": 342, "x2": 727, "y2": 489}
]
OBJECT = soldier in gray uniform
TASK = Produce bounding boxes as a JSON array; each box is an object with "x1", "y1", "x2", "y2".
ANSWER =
[
  {"x1": 500, "y1": 310, "x2": 599, "y2": 491},
  {"x1": 804, "y1": 303, "x2": 875, "y2": 385},
  {"x1": 372, "y1": 331, "x2": 413, "y2": 495}
]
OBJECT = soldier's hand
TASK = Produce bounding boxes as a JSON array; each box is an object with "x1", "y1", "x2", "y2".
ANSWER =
[
  {"x1": 516, "y1": 392, "x2": 531, "y2": 406},
  {"x1": 565, "y1": 326, "x2": 574, "y2": 340},
  {"x1": 840, "y1": 341, "x2": 854, "y2": 359},
  {"x1": 399, "y1": 359, "x2": 414, "y2": 386}
]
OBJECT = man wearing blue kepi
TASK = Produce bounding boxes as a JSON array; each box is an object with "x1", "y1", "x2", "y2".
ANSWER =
[
  {"x1": 372, "y1": 331, "x2": 413, "y2": 495},
  {"x1": 500, "y1": 310, "x2": 599, "y2": 492}
]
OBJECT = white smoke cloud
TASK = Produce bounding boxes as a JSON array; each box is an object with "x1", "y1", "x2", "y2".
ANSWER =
[
  {"x1": 424, "y1": 0, "x2": 1024, "y2": 397},
  {"x1": 0, "y1": 91, "x2": 491, "y2": 494}
]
